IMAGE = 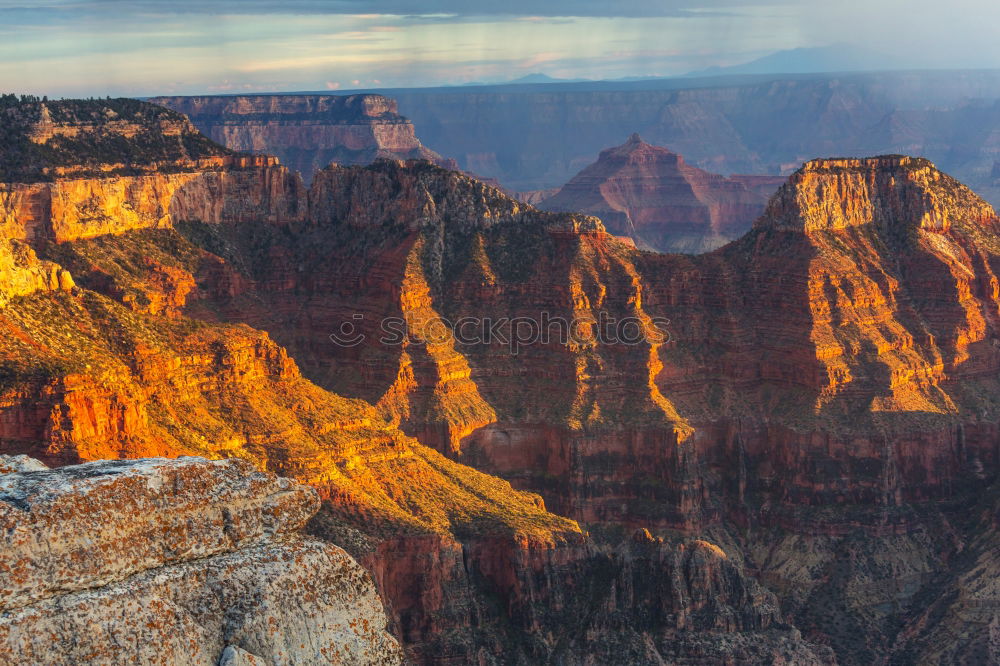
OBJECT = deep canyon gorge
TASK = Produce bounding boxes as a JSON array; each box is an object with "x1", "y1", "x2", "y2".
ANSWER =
[{"x1": 3, "y1": 92, "x2": 1000, "y2": 665}]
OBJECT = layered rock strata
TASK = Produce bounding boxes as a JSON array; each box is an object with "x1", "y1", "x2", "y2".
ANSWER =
[
  {"x1": 539, "y1": 133, "x2": 767, "y2": 252},
  {"x1": 150, "y1": 94, "x2": 454, "y2": 183},
  {"x1": 119, "y1": 155, "x2": 1000, "y2": 662},
  {"x1": 383, "y1": 70, "x2": 1000, "y2": 205}
]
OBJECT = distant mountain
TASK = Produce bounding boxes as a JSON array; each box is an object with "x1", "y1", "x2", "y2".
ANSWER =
[
  {"x1": 508, "y1": 73, "x2": 587, "y2": 84},
  {"x1": 685, "y1": 44, "x2": 902, "y2": 78},
  {"x1": 459, "y1": 72, "x2": 591, "y2": 87},
  {"x1": 538, "y1": 133, "x2": 767, "y2": 253}
]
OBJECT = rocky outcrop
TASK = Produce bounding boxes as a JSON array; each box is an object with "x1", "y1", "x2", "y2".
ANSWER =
[
  {"x1": 151, "y1": 94, "x2": 454, "y2": 183},
  {"x1": 0, "y1": 95, "x2": 234, "y2": 182},
  {"x1": 0, "y1": 455, "x2": 402, "y2": 665},
  {"x1": 0, "y1": 237, "x2": 74, "y2": 306},
  {"x1": 539, "y1": 133, "x2": 767, "y2": 252},
  {"x1": 0, "y1": 453, "x2": 47, "y2": 473},
  {"x1": 0, "y1": 97, "x2": 306, "y2": 243}
]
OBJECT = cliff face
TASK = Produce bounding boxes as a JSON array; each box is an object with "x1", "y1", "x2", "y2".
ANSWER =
[
  {"x1": 150, "y1": 94, "x2": 454, "y2": 183},
  {"x1": 0, "y1": 163, "x2": 305, "y2": 243},
  {"x1": 0, "y1": 164, "x2": 828, "y2": 662},
  {"x1": 0, "y1": 455, "x2": 402, "y2": 665},
  {"x1": 0, "y1": 95, "x2": 233, "y2": 182},
  {"x1": 539, "y1": 133, "x2": 767, "y2": 252},
  {"x1": 150, "y1": 155, "x2": 1000, "y2": 520},
  {"x1": 0, "y1": 237, "x2": 73, "y2": 306}
]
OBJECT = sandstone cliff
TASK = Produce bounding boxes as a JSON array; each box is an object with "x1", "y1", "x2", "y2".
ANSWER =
[
  {"x1": 150, "y1": 94, "x2": 454, "y2": 183},
  {"x1": 539, "y1": 133, "x2": 767, "y2": 252},
  {"x1": 0, "y1": 455, "x2": 402, "y2": 665},
  {"x1": 0, "y1": 164, "x2": 305, "y2": 243}
]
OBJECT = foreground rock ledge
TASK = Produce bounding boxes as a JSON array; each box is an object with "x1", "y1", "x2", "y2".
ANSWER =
[{"x1": 0, "y1": 455, "x2": 402, "y2": 665}]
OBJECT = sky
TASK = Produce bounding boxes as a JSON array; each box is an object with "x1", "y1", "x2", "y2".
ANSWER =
[{"x1": 2, "y1": 0, "x2": 1000, "y2": 97}]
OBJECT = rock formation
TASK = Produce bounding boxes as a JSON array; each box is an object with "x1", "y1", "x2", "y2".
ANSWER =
[
  {"x1": 142, "y1": 154, "x2": 1000, "y2": 662},
  {"x1": 5, "y1": 96, "x2": 1000, "y2": 663},
  {"x1": 0, "y1": 454, "x2": 402, "y2": 665},
  {"x1": 539, "y1": 133, "x2": 767, "y2": 252},
  {"x1": 0, "y1": 94, "x2": 232, "y2": 182},
  {"x1": 150, "y1": 94, "x2": 454, "y2": 183},
  {"x1": 0, "y1": 97, "x2": 830, "y2": 663}
]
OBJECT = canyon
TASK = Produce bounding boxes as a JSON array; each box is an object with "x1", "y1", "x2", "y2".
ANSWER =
[
  {"x1": 0, "y1": 96, "x2": 828, "y2": 664},
  {"x1": 2, "y1": 95, "x2": 1000, "y2": 663},
  {"x1": 385, "y1": 70, "x2": 1000, "y2": 204}
]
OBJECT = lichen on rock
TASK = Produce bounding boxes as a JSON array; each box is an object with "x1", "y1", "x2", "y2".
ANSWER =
[{"x1": 0, "y1": 456, "x2": 402, "y2": 666}]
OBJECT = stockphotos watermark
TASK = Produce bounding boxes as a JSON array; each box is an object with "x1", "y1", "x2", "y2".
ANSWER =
[{"x1": 329, "y1": 312, "x2": 671, "y2": 355}]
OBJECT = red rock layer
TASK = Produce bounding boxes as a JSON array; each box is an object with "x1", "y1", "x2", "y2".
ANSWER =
[
  {"x1": 158, "y1": 158, "x2": 1000, "y2": 532},
  {"x1": 0, "y1": 165, "x2": 305, "y2": 244},
  {"x1": 539, "y1": 134, "x2": 767, "y2": 252}
]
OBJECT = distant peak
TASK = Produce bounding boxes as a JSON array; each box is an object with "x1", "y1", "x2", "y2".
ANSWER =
[{"x1": 605, "y1": 133, "x2": 677, "y2": 161}]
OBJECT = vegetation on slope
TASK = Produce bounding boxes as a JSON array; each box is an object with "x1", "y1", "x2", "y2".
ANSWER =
[{"x1": 0, "y1": 94, "x2": 232, "y2": 181}]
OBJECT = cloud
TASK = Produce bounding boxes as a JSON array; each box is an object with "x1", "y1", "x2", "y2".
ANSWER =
[
  {"x1": 3, "y1": 0, "x2": 761, "y2": 20},
  {"x1": 6, "y1": 0, "x2": 1000, "y2": 98},
  {"x1": 325, "y1": 81, "x2": 341, "y2": 89}
]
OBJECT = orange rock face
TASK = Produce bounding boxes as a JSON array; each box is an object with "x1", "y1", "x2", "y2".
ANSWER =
[
  {"x1": 139, "y1": 156, "x2": 1000, "y2": 528},
  {"x1": 539, "y1": 134, "x2": 768, "y2": 252},
  {"x1": 0, "y1": 166, "x2": 305, "y2": 243}
]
